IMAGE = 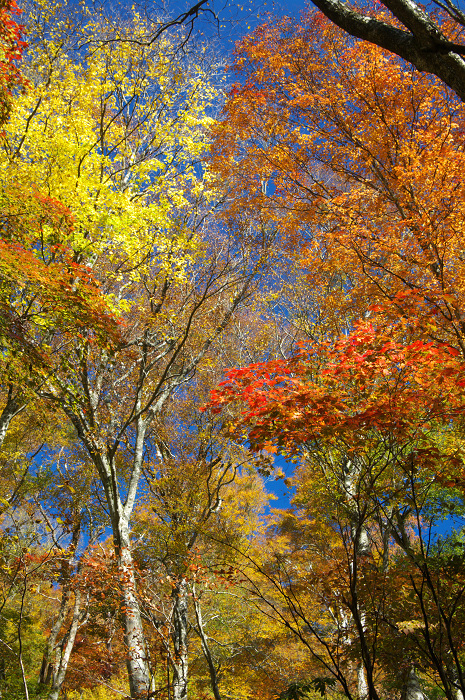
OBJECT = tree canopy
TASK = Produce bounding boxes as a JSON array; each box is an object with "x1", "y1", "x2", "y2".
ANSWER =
[{"x1": 2, "y1": 0, "x2": 465, "y2": 699}]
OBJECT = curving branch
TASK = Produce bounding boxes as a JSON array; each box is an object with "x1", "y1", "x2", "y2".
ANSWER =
[{"x1": 310, "y1": 0, "x2": 465, "y2": 102}]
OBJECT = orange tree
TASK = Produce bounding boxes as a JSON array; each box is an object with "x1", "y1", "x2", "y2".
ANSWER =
[
  {"x1": 211, "y1": 11, "x2": 465, "y2": 351},
  {"x1": 209, "y1": 29, "x2": 465, "y2": 695}
]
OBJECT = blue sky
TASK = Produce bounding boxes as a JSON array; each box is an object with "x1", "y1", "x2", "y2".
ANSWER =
[{"x1": 166, "y1": 0, "x2": 309, "y2": 56}]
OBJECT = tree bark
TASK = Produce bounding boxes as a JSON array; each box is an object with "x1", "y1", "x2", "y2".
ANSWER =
[
  {"x1": 357, "y1": 663, "x2": 369, "y2": 700},
  {"x1": 110, "y1": 506, "x2": 151, "y2": 698},
  {"x1": 119, "y1": 540, "x2": 151, "y2": 698},
  {"x1": 73, "y1": 418, "x2": 152, "y2": 699},
  {"x1": 40, "y1": 571, "x2": 73, "y2": 686},
  {"x1": 0, "y1": 391, "x2": 24, "y2": 448},
  {"x1": 48, "y1": 590, "x2": 84, "y2": 700},
  {"x1": 342, "y1": 459, "x2": 379, "y2": 700},
  {"x1": 171, "y1": 578, "x2": 189, "y2": 700},
  {"x1": 40, "y1": 525, "x2": 81, "y2": 687},
  {"x1": 448, "y1": 662, "x2": 465, "y2": 700}
]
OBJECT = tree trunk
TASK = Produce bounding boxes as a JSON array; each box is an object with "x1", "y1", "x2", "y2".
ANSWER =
[
  {"x1": 171, "y1": 578, "x2": 189, "y2": 700},
  {"x1": 193, "y1": 589, "x2": 222, "y2": 700},
  {"x1": 48, "y1": 590, "x2": 84, "y2": 700},
  {"x1": 0, "y1": 392, "x2": 23, "y2": 448},
  {"x1": 93, "y1": 442, "x2": 152, "y2": 699},
  {"x1": 342, "y1": 459, "x2": 379, "y2": 700},
  {"x1": 448, "y1": 663, "x2": 465, "y2": 700},
  {"x1": 357, "y1": 663, "x2": 369, "y2": 700},
  {"x1": 117, "y1": 531, "x2": 151, "y2": 699},
  {"x1": 309, "y1": 0, "x2": 465, "y2": 104},
  {"x1": 39, "y1": 585, "x2": 71, "y2": 686},
  {"x1": 401, "y1": 668, "x2": 425, "y2": 700},
  {"x1": 40, "y1": 526, "x2": 81, "y2": 687}
]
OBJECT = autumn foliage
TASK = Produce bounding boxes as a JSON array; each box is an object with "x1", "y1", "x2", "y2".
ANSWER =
[
  {"x1": 211, "y1": 11, "x2": 465, "y2": 347},
  {"x1": 0, "y1": 0, "x2": 25, "y2": 125},
  {"x1": 206, "y1": 8, "x2": 465, "y2": 700},
  {"x1": 0, "y1": 187, "x2": 122, "y2": 367},
  {"x1": 3, "y1": 1, "x2": 465, "y2": 699}
]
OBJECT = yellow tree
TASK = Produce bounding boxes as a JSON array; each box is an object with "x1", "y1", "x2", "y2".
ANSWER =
[{"x1": 0, "y1": 2, "x2": 279, "y2": 696}]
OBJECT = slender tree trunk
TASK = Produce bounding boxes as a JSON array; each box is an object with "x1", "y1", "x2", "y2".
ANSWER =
[
  {"x1": 171, "y1": 578, "x2": 189, "y2": 700},
  {"x1": 39, "y1": 586, "x2": 71, "y2": 686},
  {"x1": 343, "y1": 459, "x2": 378, "y2": 700},
  {"x1": 193, "y1": 589, "x2": 222, "y2": 700},
  {"x1": 448, "y1": 663, "x2": 465, "y2": 700},
  {"x1": 40, "y1": 527, "x2": 81, "y2": 687},
  {"x1": 357, "y1": 663, "x2": 369, "y2": 700},
  {"x1": 0, "y1": 392, "x2": 23, "y2": 448},
  {"x1": 116, "y1": 525, "x2": 151, "y2": 699},
  {"x1": 401, "y1": 669, "x2": 425, "y2": 700},
  {"x1": 60, "y1": 431, "x2": 152, "y2": 699},
  {"x1": 93, "y1": 440, "x2": 151, "y2": 699},
  {"x1": 48, "y1": 590, "x2": 84, "y2": 700}
]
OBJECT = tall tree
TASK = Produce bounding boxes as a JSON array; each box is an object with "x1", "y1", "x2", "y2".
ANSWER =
[
  {"x1": 1, "y1": 2, "x2": 278, "y2": 695},
  {"x1": 131, "y1": 360, "x2": 275, "y2": 700}
]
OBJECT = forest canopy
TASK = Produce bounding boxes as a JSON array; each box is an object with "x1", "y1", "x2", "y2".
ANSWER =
[{"x1": 1, "y1": 0, "x2": 465, "y2": 699}]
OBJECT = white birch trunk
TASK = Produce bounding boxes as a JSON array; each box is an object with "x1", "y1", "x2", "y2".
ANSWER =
[
  {"x1": 40, "y1": 525, "x2": 82, "y2": 687},
  {"x1": 343, "y1": 459, "x2": 373, "y2": 699},
  {"x1": 47, "y1": 590, "x2": 84, "y2": 700},
  {"x1": 0, "y1": 394, "x2": 23, "y2": 448},
  {"x1": 343, "y1": 459, "x2": 370, "y2": 558},
  {"x1": 39, "y1": 587, "x2": 71, "y2": 686},
  {"x1": 105, "y1": 484, "x2": 150, "y2": 698},
  {"x1": 402, "y1": 669, "x2": 425, "y2": 700},
  {"x1": 448, "y1": 663, "x2": 465, "y2": 700},
  {"x1": 357, "y1": 663, "x2": 369, "y2": 700},
  {"x1": 171, "y1": 578, "x2": 189, "y2": 700},
  {"x1": 94, "y1": 422, "x2": 152, "y2": 699},
  {"x1": 118, "y1": 536, "x2": 151, "y2": 698}
]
